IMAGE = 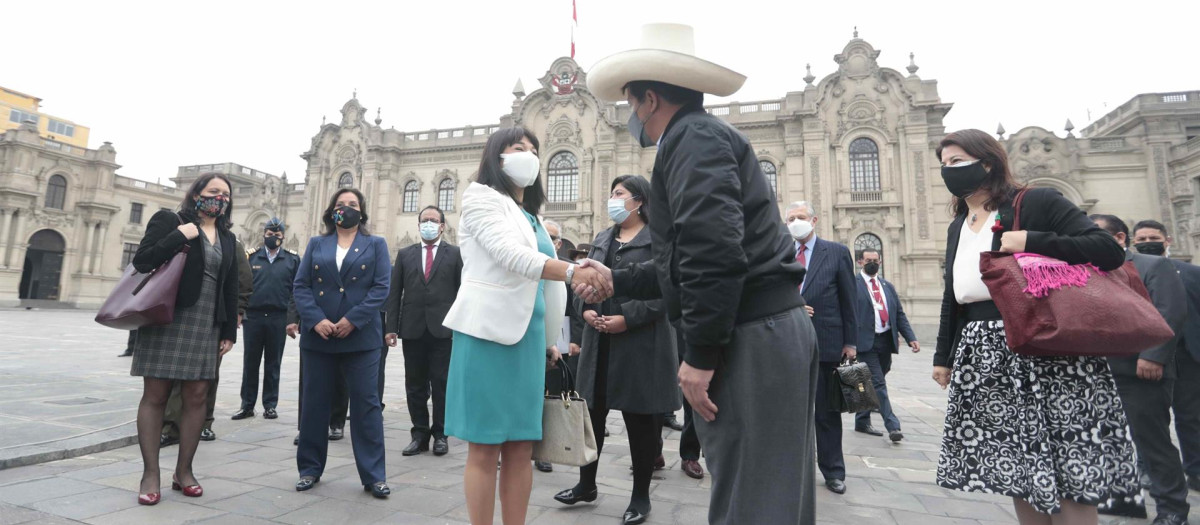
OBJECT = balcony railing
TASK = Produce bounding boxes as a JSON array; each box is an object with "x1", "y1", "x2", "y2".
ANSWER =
[
  {"x1": 850, "y1": 191, "x2": 883, "y2": 203},
  {"x1": 546, "y1": 202, "x2": 577, "y2": 212}
]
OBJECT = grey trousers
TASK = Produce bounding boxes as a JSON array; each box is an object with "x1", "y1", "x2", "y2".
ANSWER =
[
  {"x1": 1114, "y1": 374, "x2": 1190, "y2": 516},
  {"x1": 694, "y1": 307, "x2": 817, "y2": 525}
]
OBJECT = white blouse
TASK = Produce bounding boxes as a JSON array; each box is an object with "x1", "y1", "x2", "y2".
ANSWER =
[
  {"x1": 953, "y1": 211, "x2": 998, "y2": 304},
  {"x1": 335, "y1": 245, "x2": 349, "y2": 271}
]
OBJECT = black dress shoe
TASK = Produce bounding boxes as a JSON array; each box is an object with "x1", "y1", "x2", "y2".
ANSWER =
[
  {"x1": 889, "y1": 431, "x2": 904, "y2": 443},
  {"x1": 295, "y1": 476, "x2": 319, "y2": 491},
  {"x1": 534, "y1": 461, "x2": 553, "y2": 472},
  {"x1": 432, "y1": 437, "x2": 448, "y2": 456},
  {"x1": 826, "y1": 479, "x2": 847, "y2": 494},
  {"x1": 231, "y1": 409, "x2": 254, "y2": 420},
  {"x1": 199, "y1": 428, "x2": 216, "y2": 441},
  {"x1": 293, "y1": 434, "x2": 299, "y2": 446},
  {"x1": 160, "y1": 434, "x2": 180, "y2": 447},
  {"x1": 1152, "y1": 513, "x2": 1188, "y2": 525},
  {"x1": 623, "y1": 509, "x2": 648, "y2": 524},
  {"x1": 263, "y1": 408, "x2": 278, "y2": 419},
  {"x1": 118, "y1": 349, "x2": 133, "y2": 357},
  {"x1": 554, "y1": 486, "x2": 598, "y2": 505},
  {"x1": 328, "y1": 427, "x2": 344, "y2": 441},
  {"x1": 402, "y1": 440, "x2": 429, "y2": 456},
  {"x1": 663, "y1": 415, "x2": 684, "y2": 432},
  {"x1": 854, "y1": 426, "x2": 884, "y2": 437},
  {"x1": 364, "y1": 482, "x2": 391, "y2": 498}
]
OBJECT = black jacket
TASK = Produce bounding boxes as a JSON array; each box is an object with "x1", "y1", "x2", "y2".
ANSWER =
[
  {"x1": 1108, "y1": 251, "x2": 1186, "y2": 378},
  {"x1": 561, "y1": 256, "x2": 584, "y2": 347},
  {"x1": 1170, "y1": 259, "x2": 1200, "y2": 363},
  {"x1": 133, "y1": 210, "x2": 239, "y2": 342},
  {"x1": 246, "y1": 246, "x2": 299, "y2": 313},
  {"x1": 384, "y1": 241, "x2": 463, "y2": 340},
  {"x1": 613, "y1": 104, "x2": 805, "y2": 370},
  {"x1": 934, "y1": 187, "x2": 1124, "y2": 367}
]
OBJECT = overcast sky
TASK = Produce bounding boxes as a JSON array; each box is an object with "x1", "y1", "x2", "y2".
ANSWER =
[{"x1": 7, "y1": 0, "x2": 1196, "y2": 185}]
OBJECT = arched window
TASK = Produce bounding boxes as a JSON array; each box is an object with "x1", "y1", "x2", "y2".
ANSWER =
[
  {"x1": 45, "y1": 175, "x2": 67, "y2": 209},
  {"x1": 759, "y1": 160, "x2": 778, "y2": 197},
  {"x1": 854, "y1": 233, "x2": 884, "y2": 259},
  {"x1": 438, "y1": 178, "x2": 456, "y2": 212},
  {"x1": 849, "y1": 138, "x2": 881, "y2": 192},
  {"x1": 402, "y1": 181, "x2": 420, "y2": 213},
  {"x1": 338, "y1": 172, "x2": 354, "y2": 188},
  {"x1": 546, "y1": 152, "x2": 578, "y2": 202}
]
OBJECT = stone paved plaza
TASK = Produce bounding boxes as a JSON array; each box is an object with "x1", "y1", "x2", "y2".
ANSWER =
[{"x1": 0, "y1": 309, "x2": 1196, "y2": 524}]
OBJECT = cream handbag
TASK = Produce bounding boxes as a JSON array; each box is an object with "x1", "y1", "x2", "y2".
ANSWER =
[{"x1": 532, "y1": 363, "x2": 599, "y2": 467}]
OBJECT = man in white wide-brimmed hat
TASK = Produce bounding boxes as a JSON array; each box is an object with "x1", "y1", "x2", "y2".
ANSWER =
[{"x1": 572, "y1": 23, "x2": 818, "y2": 525}]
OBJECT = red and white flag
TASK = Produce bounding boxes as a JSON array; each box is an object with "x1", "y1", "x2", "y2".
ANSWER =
[{"x1": 571, "y1": 0, "x2": 577, "y2": 59}]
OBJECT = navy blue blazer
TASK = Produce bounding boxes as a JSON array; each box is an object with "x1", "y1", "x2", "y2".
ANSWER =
[
  {"x1": 854, "y1": 274, "x2": 917, "y2": 353},
  {"x1": 799, "y1": 237, "x2": 858, "y2": 363},
  {"x1": 1170, "y1": 259, "x2": 1200, "y2": 363},
  {"x1": 293, "y1": 233, "x2": 391, "y2": 353}
]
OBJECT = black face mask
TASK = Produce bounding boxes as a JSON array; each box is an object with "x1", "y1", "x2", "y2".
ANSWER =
[
  {"x1": 1135, "y1": 242, "x2": 1166, "y2": 256},
  {"x1": 264, "y1": 235, "x2": 281, "y2": 250},
  {"x1": 941, "y1": 161, "x2": 989, "y2": 199},
  {"x1": 863, "y1": 261, "x2": 880, "y2": 276},
  {"x1": 333, "y1": 206, "x2": 362, "y2": 229}
]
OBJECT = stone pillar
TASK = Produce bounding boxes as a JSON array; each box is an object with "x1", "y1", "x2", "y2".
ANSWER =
[
  {"x1": 10, "y1": 211, "x2": 28, "y2": 269},
  {"x1": 94, "y1": 223, "x2": 109, "y2": 274},
  {"x1": 80, "y1": 221, "x2": 95, "y2": 275},
  {"x1": 0, "y1": 209, "x2": 12, "y2": 268}
]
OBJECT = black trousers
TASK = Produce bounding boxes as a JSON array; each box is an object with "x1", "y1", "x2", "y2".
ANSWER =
[
  {"x1": 403, "y1": 331, "x2": 452, "y2": 442},
  {"x1": 815, "y1": 360, "x2": 845, "y2": 481},
  {"x1": 1174, "y1": 350, "x2": 1200, "y2": 480},
  {"x1": 298, "y1": 350, "x2": 348, "y2": 430},
  {"x1": 672, "y1": 327, "x2": 701, "y2": 461},
  {"x1": 545, "y1": 353, "x2": 579, "y2": 395},
  {"x1": 1113, "y1": 374, "x2": 1190, "y2": 516},
  {"x1": 239, "y1": 310, "x2": 288, "y2": 410}
]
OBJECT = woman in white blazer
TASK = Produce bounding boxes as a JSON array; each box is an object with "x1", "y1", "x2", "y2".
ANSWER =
[{"x1": 442, "y1": 126, "x2": 609, "y2": 525}]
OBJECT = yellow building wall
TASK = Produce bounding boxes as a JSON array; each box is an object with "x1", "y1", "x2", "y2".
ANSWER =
[{"x1": 0, "y1": 86, "x2": 91, "y2": 148}]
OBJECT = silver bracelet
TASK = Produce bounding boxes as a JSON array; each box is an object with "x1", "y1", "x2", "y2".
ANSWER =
[{"x1": 565, "y1": 263, "x2": 576, "y2": 286}]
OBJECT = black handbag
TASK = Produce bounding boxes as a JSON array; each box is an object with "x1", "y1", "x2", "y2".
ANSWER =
[{"x1": 828, "y1": 358, "x2": 880, "y2": 414}]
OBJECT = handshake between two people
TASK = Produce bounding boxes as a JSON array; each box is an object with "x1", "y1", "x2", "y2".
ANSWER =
[{"x1": 572, "y1": 259, "x2": 615, "y2": 304}]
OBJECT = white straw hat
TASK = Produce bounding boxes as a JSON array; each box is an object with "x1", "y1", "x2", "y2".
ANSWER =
[{"x1": 587, "y1": 23, "x2": 746, "y2": 102}]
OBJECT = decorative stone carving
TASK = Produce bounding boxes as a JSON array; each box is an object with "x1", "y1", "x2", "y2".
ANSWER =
[
  {"x1": 913, "y1": 151, "x2": 930, "y2": 239},
  {"x1": 810, "y1": 157, "x2": 822, "y2": 214},
  {"x1": 31, "y1": 209, "x2": 74, "y2": 229},
  {"x1": 547, "y1": 115, "x2": 584, "y2": 148}
]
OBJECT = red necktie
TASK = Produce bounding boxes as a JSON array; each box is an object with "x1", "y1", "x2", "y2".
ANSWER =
[
  {"x1": 871, "y1": 278, "x2": 889, "y2": 326},
  {"x1": 796, "y1": 245, "x2": 807, "y2": 291},
  {"x1": 424, "y1": 244, "x2": 434, "y2": 282}
]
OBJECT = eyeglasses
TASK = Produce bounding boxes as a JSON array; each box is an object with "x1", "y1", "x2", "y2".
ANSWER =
[{"x1": 550, "y1": 235, "x2": 561, "y2": 241}]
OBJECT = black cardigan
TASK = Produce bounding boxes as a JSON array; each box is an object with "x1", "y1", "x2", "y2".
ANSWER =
[
  {"x1": 133, "y1": 210, "x2": 239, "y2": 342},
  {"x1": 933, "y1": 188, "x2": 1124, "y2": 367}
]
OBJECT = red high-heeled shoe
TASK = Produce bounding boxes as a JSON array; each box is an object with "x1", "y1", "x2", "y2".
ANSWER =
[
  {"x1": 172, "y1": 475, "x2": 203, "y2": 497},
  {"x1": 138, "y1": 491, "x2": 161, "y2": 505}
]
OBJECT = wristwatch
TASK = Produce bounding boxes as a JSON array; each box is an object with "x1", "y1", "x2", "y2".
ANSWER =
[{"x1": 565, "y1": 264, "x2": 576, "y2": 286}]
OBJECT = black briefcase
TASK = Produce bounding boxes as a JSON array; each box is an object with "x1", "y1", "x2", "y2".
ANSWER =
[{"x1": 828, "y1": 358, "x2": 880, "y2": 414}]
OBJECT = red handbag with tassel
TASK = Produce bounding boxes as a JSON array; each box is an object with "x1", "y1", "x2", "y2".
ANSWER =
[{"x1": 979, "y1": 190, "x2": 1174, "y2": 357}]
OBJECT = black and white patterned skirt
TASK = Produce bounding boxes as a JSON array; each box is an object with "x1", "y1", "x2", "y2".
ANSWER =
[{"x1": 936, "y1": 320, "x2": 1138, "y2": 514}]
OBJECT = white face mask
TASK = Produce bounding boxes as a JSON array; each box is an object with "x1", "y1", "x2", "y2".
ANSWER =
[
  {"x1": 788, "y1": 219, "x2": 814, "y2": 240},
  {"x1": 500, "y1": 151, "x2": 540, "y2": 187}
]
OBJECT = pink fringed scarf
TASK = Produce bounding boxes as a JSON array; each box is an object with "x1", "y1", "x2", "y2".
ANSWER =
[{"x1": 1012, "y1": 253, "x2": 1098, "y2": 298}]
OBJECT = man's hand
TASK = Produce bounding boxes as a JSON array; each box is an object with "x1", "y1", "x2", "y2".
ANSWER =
[
  {"x1": 573, "y1": 259, "x2": 613, "y2": 304},
  {"x1": 933, "y1": 366, "x2": 951, "y2": 389},
  {"x1": 599, "y1": 315, "x2": 627, "y2": 334},
  {"x1": 804, "y1": 305, "x2": 814, "y2": 317},
  {"x1": 841, "y1": 345, "x2": 857, "y2": 361},
  {"x1": 999, "y1": 231, "x2": 1028, "y2": 254},
  {"x1": 568, "y1": 343, "x2": 580, "y2": 357},
  {"x1": 1137, "y1": 359, "x2": 1164, "y2": 381},
  {"x1": 238, "y1": 314, "x2": 243, "y2": 329},
  {"x1": 385, "y1": 333, "x2": 399, "y2": 347},
  {"x1": 314, "y1": 319, "x2": 337, "y2": 340},
  {"x1": 332, "y1": 318, "x2": 356, "y2": 338},
  {"x1": 546, "y1": 346, "x2": 562, "y2": 370},
  {"x1": 679, "y1": 363, "x2": 718, "y2": 422},
  {"x1": 219, "y1": 339, "x2": 234, "y2": 356},
  {"x1": 286, "y1": 323, "x2": 299, "y2": 339},
  {"x1": 909, "y1": 341, "x2": 921, "y2": 353}
]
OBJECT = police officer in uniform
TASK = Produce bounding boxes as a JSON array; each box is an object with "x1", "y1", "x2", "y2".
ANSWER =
[{"x1": 233, "y1": 218, "x2": 300, "y2": 420}]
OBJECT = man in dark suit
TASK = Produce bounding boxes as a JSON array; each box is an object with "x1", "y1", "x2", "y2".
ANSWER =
[
  {"x1": 851, "y1": 249, "x2": 918, "y2": 443},
  {"x1": 787, "y1": 201, "x2": 857, "y2": 495},
  {"x1": 385, "y1": 206, "x2": 463, "y2": 457},
  {"x1": 1092, "y1": 215, "x2": 1189, "y2": 525},
  {"x1": 1131, "y1": 219, "x2": 1200, "y2": 492}
]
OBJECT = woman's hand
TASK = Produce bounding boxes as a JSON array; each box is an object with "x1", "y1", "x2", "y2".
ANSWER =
[
  {"x1": 218, "y1": 339, "x2": 234, "y2": 356},
  {"x1": 999, "y1": 231, "x2": 1028, "y2": 253},
  {"x1": 314, "y1": 319, "x2": 337, "y2": 340},
  {"x1": 385, "y1": 333, "x2": 399, "y2": 347},
  {"x1": 569, "y1": 343, "x2": 580, "y2": 357},
  {"x1": 546, "y1": 346, "x2": 561, "y2": 370},
  {"x1": 177, "y1": 222, "x2": 200, "y2": 240},
  {"x1": 933, "y1": 366, "x2": 952, "y2": 389},
  {"x1": 599, "y1": 315, "x2": 627, "y2": 334},
  {"x1": 583, "y1": 310, "x2": 600, "y2": 330},
  {"x1": 332, "y1": 318, "x2": 356, "y2": 338}
]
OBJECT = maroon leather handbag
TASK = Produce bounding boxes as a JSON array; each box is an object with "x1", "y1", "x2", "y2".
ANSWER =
[
  {"x1": 95, "y1": 217, "x2": 190, "y2": 330},
  {"x1": 979, "y1": 190, "x2": 1174, "y2": 357}
]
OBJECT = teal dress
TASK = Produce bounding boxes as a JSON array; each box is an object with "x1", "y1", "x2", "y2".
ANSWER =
[{"x1": 444, "y1": 210, "x2": 554, "y2": 444}]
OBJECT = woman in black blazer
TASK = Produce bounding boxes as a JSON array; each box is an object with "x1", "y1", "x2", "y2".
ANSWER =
[
  {"x1": 932, "y1": 129, "x2": 1135, "y2": 525},
  {"x1": 130, "y1": 173, "x2": 239, "y2": 505}
]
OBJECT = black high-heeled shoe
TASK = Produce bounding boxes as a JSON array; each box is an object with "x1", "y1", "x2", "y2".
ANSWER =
[
  {"x1": 623, "y1": 509, "x2": 648, "y2": 525},
  {"x1": 553, "y1": 486, "x2": 598, "y2": 505}
]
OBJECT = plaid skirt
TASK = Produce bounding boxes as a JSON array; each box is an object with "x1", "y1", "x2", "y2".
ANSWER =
[
  {"x1": 936, "y1": 320, "x2": 1138, "y2": 513},
  {"x1": 131, "y1": 240, "x2": 221, "y2": 381}
]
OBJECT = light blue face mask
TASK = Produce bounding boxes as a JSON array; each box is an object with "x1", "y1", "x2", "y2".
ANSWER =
[
  {"x1": 608, "y1": 198, "x2": 638, "y2": 223},
  {"x1": 419, "y1": 221, "x2": 440, "y2": 241},
  {"x1": 627, "y1": 102, "x2": 654, "y2": 148}
]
